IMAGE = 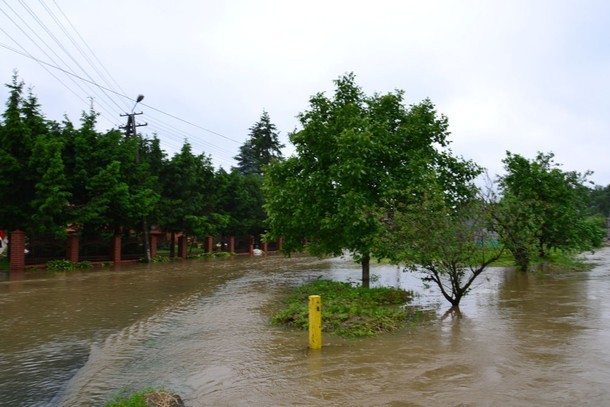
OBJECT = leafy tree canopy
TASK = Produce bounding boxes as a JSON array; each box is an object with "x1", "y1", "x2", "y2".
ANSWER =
[
  {"x1": 377, "y1": 180, "x2": 503, "y2": 307},
  {"x1": 264, "y1": 73, "x2": 480, "y2": 287},
  {"x1": 495, "y1": 151, "x2": 603, "y2": 270}
]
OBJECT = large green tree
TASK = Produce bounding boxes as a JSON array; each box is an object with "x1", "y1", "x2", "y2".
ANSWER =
[
  {"x1": 62, "y1": 109, "x2": 159, "y2": 236},
  {"x1": 264, "y1": 73, "x2": 480, "y2": 287},
  {"x1": 0, "y1": 76, "x2": 37, "y2": 231},
  {"x1": 234, "y1": 110, "x2": 284, "y2": 175},
  {"x1": 495, "y1": 151, "x2": 602, "y2": 270},
  {"x1": 158, "y1": 142, "x2": 224, "y2": 255},
  {"x1": 0, "y1": 74, "x2": 71, "y2": 234},
  {"x1": 589, "y1": 184, "x2": 610, "y2": 218},
  {"x1": 216, "y1": 169, "x2": 266, "y2": 237}
]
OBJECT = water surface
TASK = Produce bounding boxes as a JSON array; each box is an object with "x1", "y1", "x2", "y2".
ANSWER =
[{"x1": 2, "y1": 249, "x2": 610, "y2": 406}]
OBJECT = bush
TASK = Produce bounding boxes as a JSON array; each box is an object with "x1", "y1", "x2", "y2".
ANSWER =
[
  {"x1": 46, "y1": 259, "x2": 75, "y2": 271},
  {"x1": 47, "y1": 259, "x2": 94, "y2": 271}
]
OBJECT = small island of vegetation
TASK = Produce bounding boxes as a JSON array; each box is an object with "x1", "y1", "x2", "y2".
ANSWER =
[{"x1": 272, "y1": 279, "x2": 423, "y2": 337}]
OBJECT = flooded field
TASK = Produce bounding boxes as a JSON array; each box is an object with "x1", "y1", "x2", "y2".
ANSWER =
[{"x1": 2, "y1": 248, "x2": 610, "y2": 406}]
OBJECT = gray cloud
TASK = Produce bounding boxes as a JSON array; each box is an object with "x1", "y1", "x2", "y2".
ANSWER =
[{"x1": 1, "y1": 0, "x2": 608, "y2": 183}]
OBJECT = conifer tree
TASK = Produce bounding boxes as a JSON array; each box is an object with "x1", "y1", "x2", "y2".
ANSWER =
[{"x1": 234, "y1": 111, "x2": 284, "y2": 175}]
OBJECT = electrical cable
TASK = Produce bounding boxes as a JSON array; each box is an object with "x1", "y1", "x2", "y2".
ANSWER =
[{"x1": 0, "y1": 2, "x2": 246, "y2": 168}]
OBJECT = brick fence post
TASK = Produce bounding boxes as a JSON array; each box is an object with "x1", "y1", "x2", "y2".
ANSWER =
[
  {"x1": 178, "y1": 236, "x2": 188, "y2": 259},
  {"x1": 278, "y1": 237, "x2": 283, "y2": 252},
  {"x1": 9, "y1": 230, "x2": 26, "y2": 273},
  {"x1": 229, "y1": 236, "x2": 235, "y2": 253},
  {"x1": 150, "y1": 231, "x2": 161, "y2": 258},
  {"x1": 206, "y1": 236, "x2": 213, "y2": 253},
  {"x1": 66, "y1": 234, "x2": 79, "y2": 263},
  {"x1": 112, "y1": 235, "x2": 122, "y2": 265},
  {"x1": 249, "y1": 235, "x2": 254, "y2": 256}
]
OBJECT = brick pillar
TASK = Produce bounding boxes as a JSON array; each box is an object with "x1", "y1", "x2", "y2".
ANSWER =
[
  {"x1": 263, "y1": 241, "x2": 268, "y2": 256},
  {"x1": 112, "y1": 235, "x2": 122, "y2": 264},
  {"x1": 278, "y1": 237, "x2": 283, "y2": 252},
  {"x1": 150, "y1": 231, "x2": 161, "y2": 258},
  {"x1": 178, "y1": 236, "x2": 188, "y2": 259},
  {"x1": 206, "y1": 236, "x2": 213, "y2": 253},
  {"x1": 66, "y1": 234, "x2": 79, "y2": 263},
  {"x1": 249, "y1": 235, "x2": 254, "y2": 256},
  {"x1": 9, "y1": 230, "x2": 26, "y2": 273},
  {"x1": 229, "y1": 236, "x2": 235, "y2": 253}
]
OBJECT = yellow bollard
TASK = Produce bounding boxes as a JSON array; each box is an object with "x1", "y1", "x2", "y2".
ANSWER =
[{"x1": 308, "y1": 295, "x2": 322, "y2": 349}]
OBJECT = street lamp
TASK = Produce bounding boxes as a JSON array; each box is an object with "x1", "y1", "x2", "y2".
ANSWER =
[
  {"x1": 123, "y1": 95, "x2": 151, "y2": 263},
  {"x1": 132, "y1": 94, "x2": 144, "y2": 113}
]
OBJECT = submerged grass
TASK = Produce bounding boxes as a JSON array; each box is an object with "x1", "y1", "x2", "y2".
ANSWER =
[
  {"x1": 272, "y1": 279, "x2": 420, "y2": 338},
  {"x1": 104, "y1": 388, "x2": 183, "y2": 407},
  {"x1": 490, "y1": 248, "x2": 596, "y2": 272},
  {"x1": 105, "y1": 388, "x2": 151, "y2": 407}
]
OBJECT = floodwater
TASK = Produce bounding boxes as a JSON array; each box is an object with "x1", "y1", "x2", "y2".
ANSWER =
[{"x1": 1, "y1": 248, "x2": 610, "y2": 406}]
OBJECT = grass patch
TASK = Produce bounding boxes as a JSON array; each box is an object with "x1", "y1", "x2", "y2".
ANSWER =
[
  {"x1": 537, "y1": 249, "x2": 594, "y2": 272},
  {"x1": 489, "y1": 251, "x2": 516, "y2": 267},
  {"x1": 46, "y1": 259, "x2": 93, "y2": 272},
  {"x1": 490, "y1": 248, "x2": 596, "y2": 272},
  {"x1": 105, "y1": 388, "x2": 183, "y2": 407},
  {"x1": 272, "y1": 279, "x2": 420, "y2": 337}
]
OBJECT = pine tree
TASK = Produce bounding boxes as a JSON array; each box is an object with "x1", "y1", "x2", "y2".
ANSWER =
[{"x1": 234, "y1": 111, "x2": 284, "y2": 175}]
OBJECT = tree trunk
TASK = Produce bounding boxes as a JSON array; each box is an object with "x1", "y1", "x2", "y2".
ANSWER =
[
  {"x1": 362, "y1": 253, "x2": 370, "y2": 289},
  {"x1": 514, "y1": 246, "x2": 530, "y2": 272}
]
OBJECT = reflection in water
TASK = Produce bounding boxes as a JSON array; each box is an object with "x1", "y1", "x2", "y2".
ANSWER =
[{"x1": 2, "y1": 249, "x2": 610, "y2": 406}]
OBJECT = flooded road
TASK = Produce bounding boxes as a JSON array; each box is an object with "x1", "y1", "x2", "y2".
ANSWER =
[{"x1": 2, "y1": 248, "x2": 610, "y2": 406}]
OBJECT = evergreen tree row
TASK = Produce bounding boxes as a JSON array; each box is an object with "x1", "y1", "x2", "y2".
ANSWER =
[{"x1": 0, "y1": 74, "x2": 282, "y2": 244}]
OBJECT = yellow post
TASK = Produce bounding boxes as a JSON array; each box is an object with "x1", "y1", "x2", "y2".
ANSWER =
[{"x1": 308, "y1": 295, "x2": 322, "y2": 349}]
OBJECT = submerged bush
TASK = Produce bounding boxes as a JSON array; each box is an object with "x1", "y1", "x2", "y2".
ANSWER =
[{"x1": 272, "y1": 279, "x2": 420, "y2": 337}]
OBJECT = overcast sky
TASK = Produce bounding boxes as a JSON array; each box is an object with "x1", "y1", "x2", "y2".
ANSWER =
[{"x1": 1, "y1": 0, "x2": 609, "y2": 185}]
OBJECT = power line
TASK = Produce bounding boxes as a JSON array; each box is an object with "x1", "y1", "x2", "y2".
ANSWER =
[
  {"x1": 41, "y1": 0, "x2": 131, "y2": 112},
  {"x1": 15, "y1": 0, "x2": 126, "y2": 114},
  {"x1": 0, "y1": 2, "x2": 124, "y2": 121},
  {"x1": 0, "y1": 1, "x2": 245, "y2": 168},
  {"x1": 0, "y1": 40, "x2": 241, "y2": 144}
]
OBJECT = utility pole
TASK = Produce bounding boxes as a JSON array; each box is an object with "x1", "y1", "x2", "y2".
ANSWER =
[{"x1": 121, "y1": 95, "x2": 152, "y2": 262}]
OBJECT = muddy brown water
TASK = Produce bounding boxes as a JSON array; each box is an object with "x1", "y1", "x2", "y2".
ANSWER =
[{"x1": 1, "y1": 249, "x2": 610, "y2": 406}]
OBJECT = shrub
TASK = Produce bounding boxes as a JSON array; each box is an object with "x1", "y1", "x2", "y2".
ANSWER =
[{"x1": 46, "y1": 259, "x2": 75, "y2": 272}]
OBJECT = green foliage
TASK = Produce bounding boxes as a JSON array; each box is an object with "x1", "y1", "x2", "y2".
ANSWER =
[
  {"x1": 234, "y1": 110, "x2": 284, "y2": 176},
  {"x1": 495, "y1": 152, "x2": 602, "y2": 271},
  {"x1": 46, "y1": 259, "x2": 75, "y2": 271},
  {"x1": 588, "y1": 184, "x2": 610, "y2": 217},
  {"x1": 46, "y1": 259, "x2": 93, "y2": 271},
  {"x1": 216, "y1": 169, "x2": 266, "y2": 237},
  {"x1": 104, "y1": 388, "x2": 179, "y2": 407},
  {"x1": 150, "y1": 255, "x2": 171, "y2": 263},
  {"x1": 377, "y1": 184, "x2": 504, "y2": 307},
  {"x1": 0, "y1": 75, "x2": 265, "y2": 251},
  {"x1": 264, "y1": 73, "x2": 480, "y2": 287},
  {"x1": 0, "y1": 74, "x2": 58, "y2": 232},
  {"x1": 272, "y1": 279, "x2": 416, "y2": 337},
  {"x1": 157, "y1": 142, "x2": 228, "y2": 256}
]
